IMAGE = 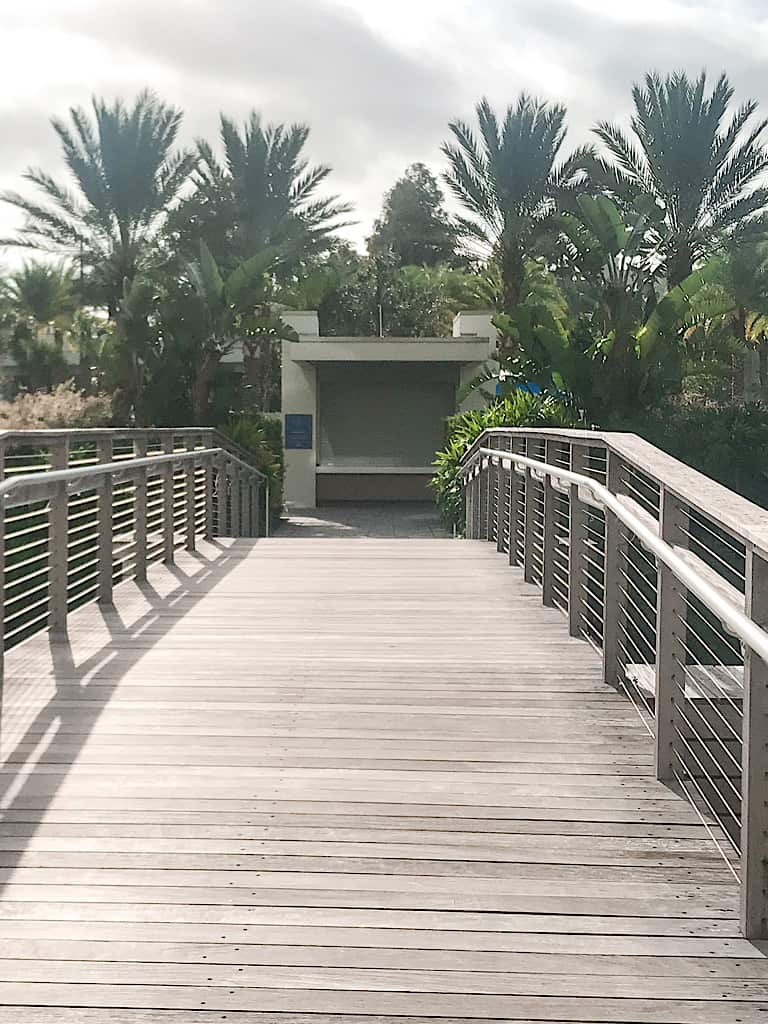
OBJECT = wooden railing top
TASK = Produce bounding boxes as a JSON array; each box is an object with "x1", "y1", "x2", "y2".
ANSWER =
[
  {"x1": 0, "y1": 427, "x2": 210, "y2": 441},
  {"x1": 0, "y1": 426, "x2": 267, "y2": 475},
  {"x1": 0, "y1": 447, "x2": 267, "y2": 508},
  {"x1": 470, "y1": 427, "x2": 768, "y2": 562}
]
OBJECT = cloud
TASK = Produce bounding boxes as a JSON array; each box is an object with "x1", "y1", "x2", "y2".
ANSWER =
[
  {"x1": 2, "y1": 0, "x2": 768, "y2": 259},
  {"x1": 51, "y1": 0, "x2": 461, "y2": 199}
]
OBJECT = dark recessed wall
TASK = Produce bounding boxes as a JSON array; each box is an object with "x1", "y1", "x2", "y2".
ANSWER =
[
  {"x1": 316, "y1": 474, "x2": 434, "y2": 503},
  {"x1": 317, "y1": 362, "x2": 457, "y2": 468}
]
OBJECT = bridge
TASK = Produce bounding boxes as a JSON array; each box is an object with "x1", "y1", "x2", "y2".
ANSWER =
[{"x1": 0, "y1": 426, "x2": 765, "y2": 1021}]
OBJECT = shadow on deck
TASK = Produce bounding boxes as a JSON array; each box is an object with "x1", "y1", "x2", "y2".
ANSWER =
[{"x1": 0, "y1": 540, "x2": 248, "y2": 884}]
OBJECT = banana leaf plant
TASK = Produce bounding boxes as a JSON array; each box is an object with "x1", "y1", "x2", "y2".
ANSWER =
[{"x1": 465, "y1": 196, "x2": 692, "y2": 421}]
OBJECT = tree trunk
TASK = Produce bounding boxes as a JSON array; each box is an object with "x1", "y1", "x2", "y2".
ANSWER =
[
  {"x1": 243, "y1": 338, "x2": 280, "y2": 412},
  {"x1": 497, "y1": 242, "x2": 525, "y2": 361},
  {"x1": 760, "y1": 341, "x2": 768, "y2": 406},
  {"x1": 666, "y1": 239, "x2": 694, "y2": 288},
  {"x1": 500, "y1": 243, "x2": 524, "y2": 313},
  {"x1": 191, "y1": 353, "x2": 218, "y2": 426}
]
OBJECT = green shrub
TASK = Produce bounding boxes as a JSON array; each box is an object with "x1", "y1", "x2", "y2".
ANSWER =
[
  {"x1": 431, "y1": 392, "x2": 582, "y2": 533},
  {"x1": 619, "y1": 404, "x2": 768, "y2": 509},
  {"x1": 219, "y1": 413, "x2": 284, "y2": 515}
]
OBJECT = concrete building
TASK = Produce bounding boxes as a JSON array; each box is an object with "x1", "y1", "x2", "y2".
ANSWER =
[{"x1": 280, "y1": 311, "x2": 497, "y2": 508}]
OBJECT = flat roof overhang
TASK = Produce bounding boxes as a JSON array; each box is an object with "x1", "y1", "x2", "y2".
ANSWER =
[{"x1": 286, "y1": 338, "x2": 491, "y2": 362}]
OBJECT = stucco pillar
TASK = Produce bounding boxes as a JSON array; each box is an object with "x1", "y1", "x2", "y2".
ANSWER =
[
  {"x1": 281, "y1": 312, "x2": 320, "y2": 509},
  {"x1": 454, "y1": 311, "x2": 499, "y2": 412}
]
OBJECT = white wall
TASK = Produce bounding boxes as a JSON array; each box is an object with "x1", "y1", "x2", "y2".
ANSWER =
[
  {"x1": 453, "y1": 311, "x2": 499, "y2": 412},
  {"x1": 280, "y1": 311, "x2": 320, "y2": 339},
  {"x1": 453, "y1": 311, "x2": 497, "y2": 355},
  {"x1": 281, "y1": 348, "x2": 318, "y2": 508}
]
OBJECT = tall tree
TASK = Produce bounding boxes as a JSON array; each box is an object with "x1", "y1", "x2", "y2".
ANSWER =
[
  {"x1": 368, "y1": 163, "x2": 458, "y2": 266},
  {"x1": 442, "y1": 95, "x2": 592, "y2": 314},
  {"x1": 2, "y1": 261, "x2": 75, "y2": 327},
  {"x1": 1, "y1": 91, "x2": 195, "y2": 314},
  {"x1": 168, "y1": 112, "x2": 352, "y2": 270},
  {"x1": 0, "y1": 262, "x2": 77, "y2": 392},
  {"x1": 288, "y1": 247, "x2": 485, "y2": 337},
  {"x1": 155, "y1": 243, "x2": 294, "y2": 424},
  {"x1": 646, "y1": 239, "x2": 768, "y2": 402},
  {"x1": 593, "y1": 70, "x2": 768, "y2": 286}
]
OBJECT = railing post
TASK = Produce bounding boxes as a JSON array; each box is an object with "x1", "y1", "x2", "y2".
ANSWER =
[
  {"x1": 242, "y1": 476, "x2": 252, "y2": 538},
  {"x1": 231, "y1": 467, "x2": 241, "y2": 538},
  {"x1": 464, "y1": 471, "x2": 473, "y2": 539},
  {"x1": 48, "y1": 440, "x2": 69, "y2": 636},
  {"x1": 480, "y1": 451, "x2": 488, "y2": 541},
  {"x1": 655, "y1": 488, "x2": 686, "y2": 783},
  {"x1": 216, "y1": 455, "x2": 228, "y2": 537},
  {"x1": 185, "y1": 437, "x2": 196, "y2": 551},
  {"x1": 496, "y1": 439, "x2": 508, "y2": 554},
  {"x1": 252, "y1": 481, "x2": 261, "y2": 539},
  {"x1": 468, "y1": 470, "x2": 475, "y2": 540},
  {"x1": 568, "y1": 444, "x2": 588, "y2": 638},
  {"x1": 602, "y1": 451, "x2": 627, "y2": 689},
  {"x1": 488, "y1": 437, "x2": 498, "y2": 544},
  {"x1": 741, "y1": 547, "x2": 768, "y2": 938},
  {"x1": 133, "y1": 438, "x2": 147, "y2": 581},
  {"x1": 523, "y1": 465, "x2": 536, "y2": 585},
  {"x1": 162, "y1": 436, "x2": 175, "y2": 563},
  {"x1": 473, "y1": 470, "x2": 482, "y2": 540},
  {"x1": 201, "y1": 429, "x2": 215, "y2": 542},
  {"x1": 541, "y1": 440, "x2": 557, "y2": 607},
  {"x1": 205, "y1": 452, "x2": 215, "y2": 541},
  {"x1": 97, "y1": 438, "x2": 113, "y2": 604},
  {"x1": 508, "y1": 438, "x2": 521, "y2": 567}
]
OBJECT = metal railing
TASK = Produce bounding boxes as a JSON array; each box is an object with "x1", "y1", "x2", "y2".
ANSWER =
[
  {"x1": 461, "y1": 428, "x2": 768, "y2": 939},
  {"x1": 0, "y1": 429, "x2": 270, "y2": 665}
]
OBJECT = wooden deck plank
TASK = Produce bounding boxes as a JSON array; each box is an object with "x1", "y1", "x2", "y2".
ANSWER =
[{"x1": 0, "y1": 526, "x2": 765, "y2": 1021}]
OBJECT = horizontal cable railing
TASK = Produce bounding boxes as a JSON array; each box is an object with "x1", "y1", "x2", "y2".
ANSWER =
[
  {"x1": 461, "y1": 428, "x2": 768, "y2": 939},
  {"x1": 0, "y1": 431, "x2": 270, "y2": 663}
]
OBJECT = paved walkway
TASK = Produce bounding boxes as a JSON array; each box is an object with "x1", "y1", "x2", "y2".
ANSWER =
[
  {"x1": 0, "y1": 524, "x2": 764, "y2": 1021},
  {"x1": 277, "y1": 502, "x2": 447, "y2": 538}
]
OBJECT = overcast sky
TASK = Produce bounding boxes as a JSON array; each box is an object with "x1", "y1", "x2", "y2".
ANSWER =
[{"x1": 2, "y1": 0, "x2": 768, "y2": 263}]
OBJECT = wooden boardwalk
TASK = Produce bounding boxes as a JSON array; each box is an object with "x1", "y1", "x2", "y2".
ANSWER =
[{"x1": 0, "y1": 508, "x2": 766, "y2": 1022}]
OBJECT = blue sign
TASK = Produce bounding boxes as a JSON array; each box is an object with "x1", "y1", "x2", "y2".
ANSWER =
[
  {"x1": 495, "y1": 381, "x2": 542, "y2": 396},
  {"x1": 285, "y1": 413, "x2": 313, "y2": 450}
]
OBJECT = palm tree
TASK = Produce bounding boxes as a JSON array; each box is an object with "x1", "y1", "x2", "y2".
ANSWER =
[
  {"x1": 169, "y1": 112, "x2": 352, "y2": 269},
  {"x1": 0, "y1": 262, "x2": 77, "y2": 391},
  {"x1": 163, "y1": 242, "x2": 292, "y2": 423},
  {"x1": 1, "y1": 91, "x2": 196, "y2": 314},
  {"x1": 3, "y1": 261, "x2": 75, "y2": 326},
  {"x1": 645, "y1": 239, "x2": 768, "y2": 402},
  {"x1": 593, "y1": 71, "x2": 768, "y2": 286},
  {"x1": 442, "y1": 95, "x2": 593, "y2": 315},
  {"x1": 492, "y1": 196, "x2": 684, "y2": 420}
]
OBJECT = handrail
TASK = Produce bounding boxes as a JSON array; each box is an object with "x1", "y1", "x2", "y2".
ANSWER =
[
  {"x1": 0, "y1": 441, "x2": 271, "y2": 675},
  {"x1": 0, "y1": 447, "x2": 267, "y2": 507},
  {"x1": 460, "y1": 428, "x2": 768, "y2": 940},
  {"x1": 0, "y1": 427, "x2": 206, "y2": 441},
  {"x1": 462, "y1": 426, "x2": 768, "y2": 561},
  {"x1": 466, "y1": 446, "x2": 768, "y2": 666}
]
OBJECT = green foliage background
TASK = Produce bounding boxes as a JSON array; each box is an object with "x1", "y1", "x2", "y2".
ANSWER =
[{"x1": 431, "y1": 393, "x2": 582, "y2": 531}]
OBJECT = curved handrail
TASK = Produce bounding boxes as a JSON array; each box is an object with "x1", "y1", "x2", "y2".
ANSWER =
[
  {"x1": 0, "y1": 446, "x2": 267, "y2": 508},
  {"x1": 464, "y1": 445, "x2": 768, "y2": 666}
]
